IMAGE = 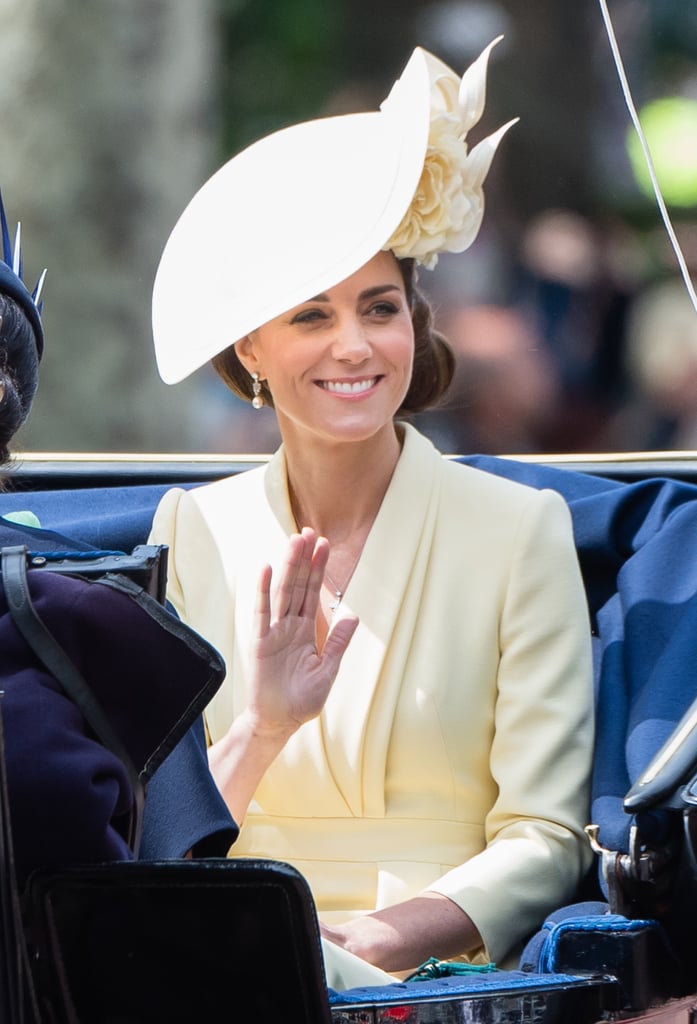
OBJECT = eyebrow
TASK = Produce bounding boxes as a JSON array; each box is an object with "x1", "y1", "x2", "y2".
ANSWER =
[{"x1": 306, "y1": 284, "x2": 402, "y2": 303}]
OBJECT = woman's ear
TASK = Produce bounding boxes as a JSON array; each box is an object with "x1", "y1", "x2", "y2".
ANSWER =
[{"x1": 234, "y1": 335, "x2": 260, "y2": 376}]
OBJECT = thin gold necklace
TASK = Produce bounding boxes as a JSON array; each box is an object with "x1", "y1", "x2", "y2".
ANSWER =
[
  {"x1": 324, "y1": 551, "x2": 362, "y2": 612},
  {"x1": 288, "y1": 492, "x2": 365, "y2": 612}
]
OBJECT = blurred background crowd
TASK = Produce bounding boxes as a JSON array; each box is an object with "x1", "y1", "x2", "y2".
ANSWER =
[{"x1": 3, "y1": 0, "x2": 697, "y2": 456}]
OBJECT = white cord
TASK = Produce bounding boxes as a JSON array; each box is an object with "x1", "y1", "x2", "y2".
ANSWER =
[{"x1": 598, "y1": 0, "x2": 697, "y2": 314}]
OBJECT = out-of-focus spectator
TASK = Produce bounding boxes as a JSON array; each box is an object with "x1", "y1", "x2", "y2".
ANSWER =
[
  {"x1": 412, "y1": 304, "x2": 561, "y2": 454},
  {"x1": 519, "y1": 209, "x2": 604, "y2": 396},
  {"x1": 514, "y1": 208, "x2": 635, "y2": 450},
  {"x1": 602, "y1": 277, "x2": 697, "y2": 451}
]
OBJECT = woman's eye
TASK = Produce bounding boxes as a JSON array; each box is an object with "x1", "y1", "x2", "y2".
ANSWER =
[
  {"x1": 291, "y1": 308, "x2": 326, "y2": 325},
  {"x1": 368, "y1": 301, "x2": 399, "y2": 317}
]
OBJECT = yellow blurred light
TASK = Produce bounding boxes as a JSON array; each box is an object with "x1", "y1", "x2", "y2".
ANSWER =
[{"x1": 627, "y1": 96, "x2": 697, "y2": 207}]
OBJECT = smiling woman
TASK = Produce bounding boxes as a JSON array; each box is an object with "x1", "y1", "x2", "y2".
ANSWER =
[
  {"x1": 213, "y1": 255, "x2": 454, "y2": 423},
  {"x1": 233, "y1": 256, "x2": 416, "y2": 451},
  {"x1": 144, "y1": 38, "x2": 596, "y2": 993}
]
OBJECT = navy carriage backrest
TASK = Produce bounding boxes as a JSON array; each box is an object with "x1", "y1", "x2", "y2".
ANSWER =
[{"x1": 3, "y1": 455, "x2": 697, "y2": 866}]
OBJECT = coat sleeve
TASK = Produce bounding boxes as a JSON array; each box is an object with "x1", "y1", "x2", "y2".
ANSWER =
[
  {"x1": 141, "y1": 717, "x2": 239, "y2": 859},
  {"x1": 149, "y1": 487, "x2": 188, "y2": 619},
  {"x1": 428, "y1": 488, "x2": 596, "y2": 965},
  {"x1": 146, "y1": 486, "x2": 239, "y2": 858}
]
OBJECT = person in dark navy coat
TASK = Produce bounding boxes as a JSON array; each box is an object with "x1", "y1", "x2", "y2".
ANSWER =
[{"x1": 0, "y1": 192, "x2": 237, "y2": 884}]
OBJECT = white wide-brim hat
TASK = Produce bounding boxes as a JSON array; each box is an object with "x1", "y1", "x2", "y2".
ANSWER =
[{"x1": 153, "y1": 41, "x2": 511, "y2": 385}]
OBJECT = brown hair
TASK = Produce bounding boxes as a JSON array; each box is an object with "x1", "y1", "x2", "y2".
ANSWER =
[{"x1": 211, "y1": 257, "x2": 454, "y2": 414}]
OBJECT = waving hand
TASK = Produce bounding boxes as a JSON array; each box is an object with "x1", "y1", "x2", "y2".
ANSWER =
[{"x1": 247, "y1": 527, "x2": 359, "y2": 736}]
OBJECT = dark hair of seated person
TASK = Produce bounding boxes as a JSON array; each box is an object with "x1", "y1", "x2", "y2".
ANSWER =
[
  {"x1": 0, "y1": 293, "x2": 40, "y2": 471},
  {"x1": 0, "y1": 192, "x2": 44, "y2": 478}
]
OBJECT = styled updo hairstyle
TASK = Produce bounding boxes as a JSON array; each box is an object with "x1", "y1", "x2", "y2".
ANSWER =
[
  {"x1": 0, "y1": 294, "x2": 40, "y2": 469},
  {"x1": 395, "y1": 257, "x2": 454, "y2": 414},
  {"x1": 212, "y1": 256, "x2": 455, "y2": 413}
]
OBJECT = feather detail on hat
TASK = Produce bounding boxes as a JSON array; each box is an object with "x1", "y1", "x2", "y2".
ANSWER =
[
  {"x1": 0, "y1": 191, "x2": 46, "y2": 357},
  {"x1": 385, "y1": 37, "x2": 516, "y2": 269}
]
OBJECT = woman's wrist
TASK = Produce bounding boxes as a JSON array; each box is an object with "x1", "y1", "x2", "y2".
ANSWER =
[
  {"x1": 237, "y1": 705, "x2": 299, "y2": 747},
  {"x1": 320, "y1": 895, "x2": 482, "y2": 974},
  {"x1": 207, "y1": 707, "x2": 297, "y2": 824}
]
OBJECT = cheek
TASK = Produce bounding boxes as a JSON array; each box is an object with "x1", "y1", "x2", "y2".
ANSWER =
[
  {"x1": 388, "y1": 329, "x2": 415, "y2": 378},
  {"x1": 262, "y1": 352, "x2": 312, "y2": 400}
]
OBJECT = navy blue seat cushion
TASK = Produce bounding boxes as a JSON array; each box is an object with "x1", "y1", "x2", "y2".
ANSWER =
[
  {"x1": 328, "y1": 967, "x2": 607, "y2": 1006},
  {"x1": 0, "y1": 483, "x2": 180, "y2": 553}
]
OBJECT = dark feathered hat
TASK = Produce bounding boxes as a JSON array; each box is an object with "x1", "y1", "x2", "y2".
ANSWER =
[{"x1": 0, "y1": 191, "x2": 46, "y2": 359}]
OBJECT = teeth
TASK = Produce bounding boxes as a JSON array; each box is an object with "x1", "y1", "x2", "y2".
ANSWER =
[{"x1": 322, "y1": 378, "x2": 376, "y2": 394}]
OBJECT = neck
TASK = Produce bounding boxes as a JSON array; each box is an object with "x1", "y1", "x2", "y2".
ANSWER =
[{"x1": 284, "y1": 423, "x2": 403, "y2": 544}]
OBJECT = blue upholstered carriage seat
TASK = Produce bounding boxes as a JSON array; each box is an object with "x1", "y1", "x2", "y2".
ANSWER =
[
  {"x1": 4, "y1": 456, "x2": 697, "y2": 1014},
  {"x1": 4, "y1": 455, "x2": 697, "y2": 865}
]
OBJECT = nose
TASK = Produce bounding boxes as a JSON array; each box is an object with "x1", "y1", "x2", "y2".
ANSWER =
[{"x1": 330, "y1": 315, "x2": 372, "y2": 363}]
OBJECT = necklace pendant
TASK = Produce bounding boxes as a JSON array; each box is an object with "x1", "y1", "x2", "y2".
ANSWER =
[{"x1": 329, "y1": 590, "x2": 342, "y2": 612}]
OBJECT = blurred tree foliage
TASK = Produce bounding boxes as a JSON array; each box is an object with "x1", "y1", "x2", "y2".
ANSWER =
[
  {"x1": 217, "y1": 0, "x2": 341, "y2": 157},
  {"x1": 4, "y1": 0, "x2": 220, "y2": 454},
  {"x1": 649, "y1": 0, "x2": 697, "y2": 62}
]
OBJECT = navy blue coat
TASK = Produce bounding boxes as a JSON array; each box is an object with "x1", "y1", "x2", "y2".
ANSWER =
[{"x1": 1, "y1": 520, "x2": 237, "y2": 883}]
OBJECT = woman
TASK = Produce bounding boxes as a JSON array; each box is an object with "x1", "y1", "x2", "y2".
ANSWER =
[
  {"x1": 0, "y1": 193, "x2": 235, "y2": 883},
  {"x1": 150, "y1": 41, "x2": 595, "y2": 987}
]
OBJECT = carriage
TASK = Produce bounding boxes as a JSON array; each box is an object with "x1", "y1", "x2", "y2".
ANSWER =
[{"x1": 2, "y1": 446, "x2": 697, "y2": 1023}]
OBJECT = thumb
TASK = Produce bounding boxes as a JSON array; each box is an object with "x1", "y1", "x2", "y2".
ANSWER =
[{"x1": 322, "y1": 614, "x2": 359, "y2": 669}]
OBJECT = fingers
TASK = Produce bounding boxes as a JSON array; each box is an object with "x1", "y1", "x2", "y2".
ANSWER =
[
  {"x1": 306, "y1": 534, "x2": 330, "y2": 612},
  {"x1": 271, "y1": 529, "x2": 311, "y2": 618},
  {"x1": 272, "y1": 528, "x2": 329, "y2": 621},
  {"x1": 254, "y1": 562, "x2": 274, "y2": 638}
]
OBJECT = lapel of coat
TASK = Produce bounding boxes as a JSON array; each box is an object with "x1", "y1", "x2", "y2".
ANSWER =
[{"x1": 264, "y1": 427, "x2": 442, "y2": 817}]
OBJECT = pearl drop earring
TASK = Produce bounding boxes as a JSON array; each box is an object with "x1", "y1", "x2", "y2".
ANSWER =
[{"x1": 251, "y1": 372, "x2": 264, "y2": 409}]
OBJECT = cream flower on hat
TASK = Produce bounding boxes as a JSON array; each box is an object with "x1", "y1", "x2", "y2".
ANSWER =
[{"x1": 385, "y1": 38, "x2": 517, "y2": 269}]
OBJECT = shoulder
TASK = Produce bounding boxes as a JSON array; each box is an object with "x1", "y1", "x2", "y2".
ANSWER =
[
  {"x1": 152, "y1": 465, "x2": 267, "y2": 540},
  {"x1": 401, "y1": 425, "x2": 571, "y2": 533},
  {"x1": 441, "y1": 451, "x2": 569, "y2": 521},
  {"x1": 434, "y1": 459, "x2": 576, "y2": 568},
  {"x1": 195, "y1": 463, "x2": 268, "y2": 499},
  {"x1": 157, "y1": 464, "x2": 265, "y2": 512}
]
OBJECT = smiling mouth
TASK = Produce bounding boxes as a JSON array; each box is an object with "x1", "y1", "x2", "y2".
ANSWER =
[{"x1": 318, "y1": 377, "x2": 379, "y2": 395}]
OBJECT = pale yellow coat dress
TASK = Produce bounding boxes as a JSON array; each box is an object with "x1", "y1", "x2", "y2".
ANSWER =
[{"x1": 150, "y1": 424, "x2": 595, "y2": 983}]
